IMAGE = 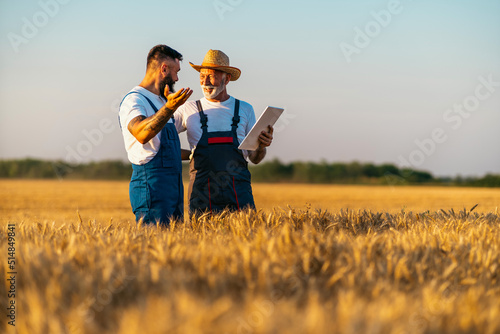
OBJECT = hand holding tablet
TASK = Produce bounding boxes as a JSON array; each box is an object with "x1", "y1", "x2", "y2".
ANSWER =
[{"x1": 238, "y1": 106, "x2": 284, "y2": 151}]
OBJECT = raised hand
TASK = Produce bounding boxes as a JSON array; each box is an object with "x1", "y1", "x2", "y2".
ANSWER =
[{"x1": 165, "y1": 87, "x2": 193, "y2": 110}]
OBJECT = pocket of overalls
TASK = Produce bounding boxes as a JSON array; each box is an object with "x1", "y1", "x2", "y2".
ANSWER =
[
  {"x1": 208, "y1": 144, "x2": 235, "y2": 172},
  {"x1": 130, "y1": 179, "x2": 149, "y2": 211}
]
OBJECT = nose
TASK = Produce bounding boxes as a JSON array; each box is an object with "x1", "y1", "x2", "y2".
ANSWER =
[{"x1": 202, "y1": 76, "x2": 210, "y2": 86}]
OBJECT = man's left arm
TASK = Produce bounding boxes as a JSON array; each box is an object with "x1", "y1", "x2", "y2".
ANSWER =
[
  {"x1": 248, "y1": 126, "x2": 273, "y2": 164},
  {"x1": 181, "y1": 149, "x2": 191, "y2": 160}
]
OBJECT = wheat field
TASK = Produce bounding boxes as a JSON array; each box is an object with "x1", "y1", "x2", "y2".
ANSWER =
[{"x1": 1, "y1": 180, "x2": 499, "y2": 334}]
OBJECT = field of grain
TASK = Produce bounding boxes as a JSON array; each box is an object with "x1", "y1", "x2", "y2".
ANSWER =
[
  {"x1": 2, "y1": 180, "x2": 499, "y2": 224},
  {"x1": 1, "y1": 180, "x2": 499, "y2": 334}
]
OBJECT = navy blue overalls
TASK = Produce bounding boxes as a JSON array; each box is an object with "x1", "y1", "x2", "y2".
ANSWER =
[
  {"x1": 188, "y1": 99, "x2": 255, "y2": 214},
  {"x1": 120, "y1": 92, "x2": 183, "y2": 225}
]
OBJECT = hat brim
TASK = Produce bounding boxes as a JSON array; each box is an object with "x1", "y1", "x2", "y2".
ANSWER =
[{"x1": 189, "y1": 62, "x2": 241, "y2": 81}]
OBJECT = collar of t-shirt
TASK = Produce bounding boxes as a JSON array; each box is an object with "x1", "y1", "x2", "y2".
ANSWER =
[{"x1": 202, "y1": 96, "x2": 235, "y2": 109}]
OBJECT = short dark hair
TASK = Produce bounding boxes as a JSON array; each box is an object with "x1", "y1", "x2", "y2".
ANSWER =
[{"x1": 146, "y1": 44, "x2": 183, "y2": 70}]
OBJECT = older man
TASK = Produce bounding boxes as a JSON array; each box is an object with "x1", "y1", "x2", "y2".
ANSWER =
[
  {"x1": 119, "y1": 45, "x2": 193, "y2": 225},
  {"x1": 174, "y1": 49, "x2": 273, "y2": 214}
]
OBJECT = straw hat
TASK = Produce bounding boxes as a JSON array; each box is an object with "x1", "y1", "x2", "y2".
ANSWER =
[{"x1": 189, "y1": 50, "x2": 241, "y2": 81}]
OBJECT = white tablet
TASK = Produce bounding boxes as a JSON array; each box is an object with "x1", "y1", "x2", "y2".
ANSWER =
[{"x1": 238, "y1": 106, "x2": 284, "y2": 151}]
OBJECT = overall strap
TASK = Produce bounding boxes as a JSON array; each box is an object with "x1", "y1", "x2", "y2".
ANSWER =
[
  {"x1": 139, "y1": 94, "x2": 159, "y2": 113},
  {"x1": 196, "y1": 100, "x2": 208, "y2": 129},
  {"x1": 231, "y1": 99, "x2": 240, "y2": 130},
  {"x1": 122, "y1": 91, "x2": 159, "y2": 112},
  {"x1": 119, "y1": 91, "x2": 158, "y2": 129},
  {"x1": 120, "y1": 91, "x2": 176, "y2": 124}
]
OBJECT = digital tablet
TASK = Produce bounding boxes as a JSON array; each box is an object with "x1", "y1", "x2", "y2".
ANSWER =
[{"x1": 238, "y1": 106, "x2": 284, "y2": 151}]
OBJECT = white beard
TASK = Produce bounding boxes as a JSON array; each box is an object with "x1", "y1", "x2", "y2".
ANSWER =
[{"x1": 201, "y1": 75, "x2": 227, "y2": 99}]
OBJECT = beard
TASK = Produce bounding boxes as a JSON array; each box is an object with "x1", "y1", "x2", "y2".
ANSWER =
[
  {"x1": 202, "y1": 80, "x2": 226, "y2": 100},
  {"x1": 159, "y1": 73, "x2": 176, "y2": 100}
]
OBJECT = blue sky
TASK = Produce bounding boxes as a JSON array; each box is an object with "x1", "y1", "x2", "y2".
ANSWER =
[{"x1": 0, "y1": 0, "x2": 499, "y2": 177}]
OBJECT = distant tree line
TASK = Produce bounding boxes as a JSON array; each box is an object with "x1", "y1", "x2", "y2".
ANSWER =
[
  {"x1": 0, "y1": 158, "x2": 499, "y2": 187},
  {"x1": 0, "y1": 159, "x2": 131, "y2": 180},
  {"x1": 248, "y1": 159, "x2": 436, "y2": 184}
]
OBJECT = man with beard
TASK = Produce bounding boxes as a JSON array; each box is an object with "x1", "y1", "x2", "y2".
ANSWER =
[
  {"x1": 119, "y1": 44, "x2": 193, "y2": 225},
  {"x1": 174, "y1": 49, "x2": 273, "y2": 215}
]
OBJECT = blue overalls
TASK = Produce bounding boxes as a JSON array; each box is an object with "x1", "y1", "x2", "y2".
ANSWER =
[
  {"x1": 120, "y1": 92, "x2": 183, "y2": 225},
  {"x1": 188, "y1": 99, "x2": 255, "y2": 214}
]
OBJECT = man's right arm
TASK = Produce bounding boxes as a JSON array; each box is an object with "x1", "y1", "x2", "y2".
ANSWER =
[
  {"x1": 128, "y1": 105, "x2": 174, "y2": 144},
  {"x1": 128, "y1": 88, "x2": 192, "y2": 144}
]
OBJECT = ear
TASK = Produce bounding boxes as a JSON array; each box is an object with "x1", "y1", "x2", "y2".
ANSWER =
[
  {"x1": 225, "y1": 73, "x2": 232, "y2": 84},
  {"x1": 160, "y1": 62, "x2": 169, "y2": 74}
]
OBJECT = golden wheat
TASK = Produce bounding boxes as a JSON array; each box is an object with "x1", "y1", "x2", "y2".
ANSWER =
[{"x1": 1, "y1": 180, "x2": 499, "y2": 334}]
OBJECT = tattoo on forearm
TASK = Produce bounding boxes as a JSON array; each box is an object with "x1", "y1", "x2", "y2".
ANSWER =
[
  {"x1": 145, "y1": 107, "x2": 174, "y2": 133},
  {"x1": 145, "y1": 113, "x2": 168, "y2": 133},
  {"x1": 127, "y1": 116, "x2": 146, "y2": 133}
]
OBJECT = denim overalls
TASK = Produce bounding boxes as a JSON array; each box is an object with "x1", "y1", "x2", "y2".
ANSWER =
[
  {"x1": 188, "y1": 99, "x2": 255, "y2": 214},
  {"x1": 120, "y1": 92, "x2": 183, "y2": 225}
]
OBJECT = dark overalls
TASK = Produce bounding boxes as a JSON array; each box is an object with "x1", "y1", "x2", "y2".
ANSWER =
[
  {"x1": 120, "y1": 92, "x2": 183, "y2": 225},
  {"x1": 188, "y1": 99, "x2": 255, "y2": 214}
]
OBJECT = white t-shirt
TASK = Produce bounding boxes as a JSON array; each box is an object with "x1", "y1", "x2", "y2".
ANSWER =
[
  {"x1": 174, "y1": 96, "x2": 256, "y2": 159},
  {"x1": 118, "y1": 86, "x2": 173, "y2": 165}
]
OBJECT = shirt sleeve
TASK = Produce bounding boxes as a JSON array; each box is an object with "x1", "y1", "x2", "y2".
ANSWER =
[
  {"x1": 118, "y1": 95, "x2": 148, "y2": 131},
  {"x1": 245, "y1": 105, "x2": 256, "y2": 135},
  {"x1": 173, "y1": 107, "x2": 186, "y2": 133}
]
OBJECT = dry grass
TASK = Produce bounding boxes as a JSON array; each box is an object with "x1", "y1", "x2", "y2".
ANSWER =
[{"x1": 1, "y1": 180, "x2": 499, "y2": 334}]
